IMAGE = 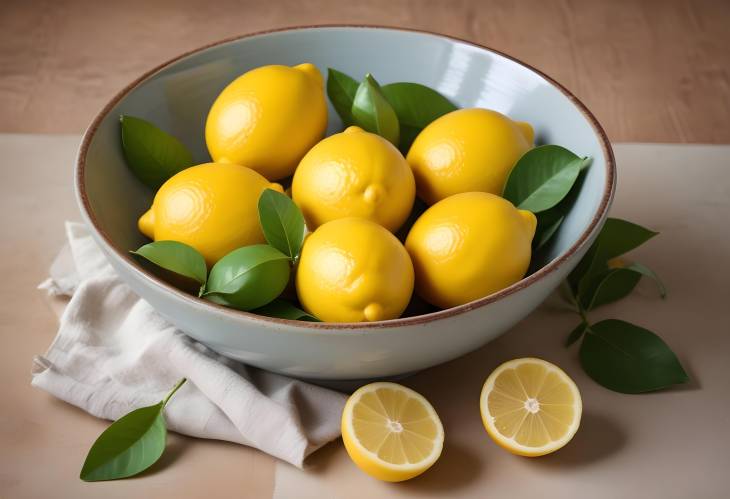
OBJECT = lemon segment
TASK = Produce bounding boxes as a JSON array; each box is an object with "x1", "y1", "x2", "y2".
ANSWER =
[
  {"x1": 480, "y1": 358, "x2": 582, "y2": 457},
  {"x1": 341, "y1": 382, "x2": 444, "y2": 482}
]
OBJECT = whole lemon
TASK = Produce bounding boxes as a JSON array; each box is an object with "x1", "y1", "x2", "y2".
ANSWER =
[
  {"x1": 296, "y1": 218, "x2": 414, "y2": 322},
  {"x1": 406, "y1": 108, "x2": 534, "y2": 205},
  {"x1": 205, "y1": 63, "x2": 327, "y2": 180},
  {"x1": 405, "y1": 192, "x2": 536, "y2": 309},
  {"x1": 138, "y1": 163, "x2": 283, "y2": 266},
  {"x1": 292, "y1": 126, "x2": 415, "y2": 232}
]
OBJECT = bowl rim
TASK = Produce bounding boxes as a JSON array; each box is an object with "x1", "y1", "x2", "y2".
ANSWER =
[{"x1": 75, "y1": 24, "x2": 616, "y2": 331}]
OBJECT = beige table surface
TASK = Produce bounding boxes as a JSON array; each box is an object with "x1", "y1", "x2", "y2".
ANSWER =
[{"x1": 1, "y1": 135, "x2": 729, "y2": 498}]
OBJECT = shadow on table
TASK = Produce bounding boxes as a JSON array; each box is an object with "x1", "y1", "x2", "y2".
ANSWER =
[
  {"x1": 397, "y1": 439, "x2": 482, "y2": 493},
  {"x1": 531, "y1": 411, "x2": 625, "y2": 468}
]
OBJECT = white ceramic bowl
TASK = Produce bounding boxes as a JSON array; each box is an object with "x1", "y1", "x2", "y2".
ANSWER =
[{"x1": 76, "y1": 26, "x2": 615, "y2": 380}]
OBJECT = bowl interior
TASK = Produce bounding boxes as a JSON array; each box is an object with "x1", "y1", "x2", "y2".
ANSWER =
[{"x1": 81, "y1": 26, "x2": 610, "y2": 308}]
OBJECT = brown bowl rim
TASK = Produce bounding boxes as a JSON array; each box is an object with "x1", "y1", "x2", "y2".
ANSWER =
[{"x1": 75, "y1": 24, "x2": 616, "y2": 331}]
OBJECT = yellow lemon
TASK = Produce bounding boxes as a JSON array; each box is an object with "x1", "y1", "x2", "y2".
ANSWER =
[
  {"x1": 480, "y1": 358, "x2": 582, "y2": 456},
  {"x1": 406, "y1": 108, "x2": 533, "y2": 204},
  {"x1": 292, "y1": 126, "x2": 415, "y2": 232},
  {"x1": 341, "y1": 382, "x2": 444, "y2": 482},
  {"x1": 405, "y1": 192, "x2": 536, "y2": 309},
  {"x1": 205, "y1": 63, "x2": 327, "y2": 180},
  {"x1": 138, "y1": 163, "x2": 283, "y2": 266},
  {"x1": 296, "y1": 218, "x2": 414, "y2": 322}
]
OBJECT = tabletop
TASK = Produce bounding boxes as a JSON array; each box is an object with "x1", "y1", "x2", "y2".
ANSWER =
[
  {"x1": 2, "y1": 0, "x2": 730, "y2": 142},
  {"x1": 1, "y1": 135, "x2": 728, "y2": 498}
]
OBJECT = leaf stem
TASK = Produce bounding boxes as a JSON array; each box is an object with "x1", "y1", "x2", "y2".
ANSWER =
[
  {"x1": 564, "y1": 280, "x2": 590, "y2": 325},
  {"x1": 162, "y1": 378, "x2": 187, "y2": 407}
]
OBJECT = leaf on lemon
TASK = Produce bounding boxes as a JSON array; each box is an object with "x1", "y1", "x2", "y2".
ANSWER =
[
  {"x1": 258, "y1": 189, "x2": 306, "y2": 261},
  {"x1": 131, "y1": 241, "x2": 207, "y2": 286},
  {"x1": 380, "y1": 82, "x2": 456, "y2": 153},
  {"x1": 203, "y1": 245, "x2": 290, "y2": 311},
  {"x1": 351, "y1": 74, "x2": 400, "y2": 146},
  {"x1": 120, "y1": 115, "x2": 193, "y2": 189},
  {"x1": 327, "y1": 68, "x2": 359, "y2": 126},
  {"x1": 503, "y1": 145, "x2": 588, "y2": 213}
]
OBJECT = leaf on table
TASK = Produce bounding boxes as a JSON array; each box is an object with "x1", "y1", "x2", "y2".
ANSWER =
[
  {"x1": 326, "y1": 68, "x2": 359, "y2": 126},
  {"x1": 258, "y1": 189, "x2": 306, "y2": 261},
  {"x1": 626, "y1": 261, "x2": 667, "y2": 298},
  {"x1": 351, "y1": 74, "x2": 400, "y2": 146},
  {"x1": 120, "y1": 115, "x2": 193, "y2": 189},
  {"x1": 564, "y1": 321, "x2": 588, "y2": 347},
  {"x1": 579, "y1": 319, "x2": 689, "y2": 393},
  {"x1": 569, "y1": 217, "x2": 659, "y2": 295},
  {"x1": 502, "y1": 145, "x2": 588, "y2": 213},
  {"x1": 80, "y1": 402, "x2": 167, "y2": 481},
  {"x1": 131, "y1": 240, "x2": 208, "y2": 286},
  {"x1": 579, "y1": 267, "x2": 643, "y2": 310}
]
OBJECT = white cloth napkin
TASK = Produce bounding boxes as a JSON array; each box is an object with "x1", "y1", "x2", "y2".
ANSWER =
[{"x1": 33, "y1": 222, "x2": 347, "y2": 468}]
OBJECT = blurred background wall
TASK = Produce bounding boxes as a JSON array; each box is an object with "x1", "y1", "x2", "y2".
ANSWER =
[{"x1": 1, "y1": 0, "x2": 728, "y2": 142}]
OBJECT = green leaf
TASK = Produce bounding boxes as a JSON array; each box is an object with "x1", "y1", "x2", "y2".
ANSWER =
[
  {"x1": 626, "y1": 262, "x2": 667, "y2": 298},
  {"x1": 203, "y1": 245, "x2": 290, "y2": 311},
  {"x1": 380, "y1": 82, "x2": 457, "y2": 153},
  {"x1": 254, "y1": 299, "x2": 320, "y2": 321},
  {"x1": 579, "y1": 319, "x2": 688, "y2": 393},
  {"x1": 569, "y1": 218, "x2": 659, "y2": 294},
  {"x1": 131, "y1": 241, "x2": 207, "y2": 286},
  {"x1": 533, "y1": 208, "x2": 565, "y2": 251},
  {"x1": 80, "y1": 379, "x2": 186, "y2": 481},
  {"x1": 503, "y1": 145, "x2": 588, "y2": 213},
  {"x1": 580, "y1": 267, "x2": 642, "y2": 310},
  {"x1": 351, "y1": 74, "x2": 399, "y2": 146},
  {"x1": 258, "y1": 189, "x2": 306, "y2": 261},
  {"x1": 327, "y1": 68, "x2": 359, "y2": 126},
  {"x1": 565, "y1": 321, "x2": 588, "y2": 347},
  {"x1": 120, "y1": 115, "x2": 193, "y2": 189}
]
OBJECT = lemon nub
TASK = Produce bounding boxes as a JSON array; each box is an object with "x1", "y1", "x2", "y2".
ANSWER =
[{"x1": 138, "y1": 209, "x2": 155, "y2": 239}]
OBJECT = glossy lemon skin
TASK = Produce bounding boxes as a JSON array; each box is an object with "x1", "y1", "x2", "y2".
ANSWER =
[
  {"x1": 205, "y1": 63, "x2": 327, "y2": 180},
  {"x1": 292, "y1": 126, "x2": 415, "y2": 232},
  {"x1": 405, "y1": 192, "x2": 536, "y2": 309},
  {"x1": 138, "y1": 163, "x2": 283, "y2": 267},
  {"x1": 406, "y1": 108, "x2": 533, "y2": 205},
  {"x1": 296, "y1": 218, "x2": 414, "y2": 322}
]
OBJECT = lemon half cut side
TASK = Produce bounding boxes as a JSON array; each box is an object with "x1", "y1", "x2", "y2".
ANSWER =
[
  {"x1": 480, "y1": 358, "x2": 582, "y2": 457},
  {"x1": 341, "y1": 382, "x2": 444, "y2": 482}
]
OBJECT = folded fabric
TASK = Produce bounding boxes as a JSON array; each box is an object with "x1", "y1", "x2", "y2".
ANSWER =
[{"x1": 33, "y1": 222, "x2": 347, "y2": 468}]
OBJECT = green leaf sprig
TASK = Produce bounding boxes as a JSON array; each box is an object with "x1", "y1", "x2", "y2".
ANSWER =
[
  {"x1": 80, "y1": 378, "x2": 186, "y2": 481},
  {"x1": 326, "y1": 69, "x2": 456, "y2": 153},
  {"x1": 561, "y1": 218, "x2": 687, "y2": 393},
  {"x1": 503, "y1": 146, "x2": 685, "y2": 393},
  {"x1": 120, "y1": 115, "x2": 194, "y2": 189},
  {"x1": 131, "y1": 189, "x2": 318, "y2": 321}
]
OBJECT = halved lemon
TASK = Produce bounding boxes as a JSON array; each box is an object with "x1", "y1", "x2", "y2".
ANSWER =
[
  {"x1": 480, "y1": 358, "x2": 582, "y2": 457},
  {"x1": 341, "y1": 382, "x2": 444, "y2": 482}
]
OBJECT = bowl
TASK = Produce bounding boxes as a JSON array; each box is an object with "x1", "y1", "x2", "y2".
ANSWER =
[{"x1": 76, "y1": 26, "x2": 615, "y2": 381}]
